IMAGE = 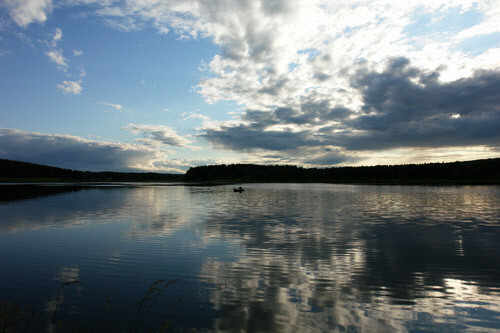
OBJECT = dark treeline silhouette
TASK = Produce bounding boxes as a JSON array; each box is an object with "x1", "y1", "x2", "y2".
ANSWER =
[
  {"x1": 2, "y1": 157, "x2": 500, "y2": 184},
  {"x1": 0, "y1": 159, "x2": 183, "y2": 182},
  {"x1": 185, "y1": 158, "x2": 500, "y2": 184},
  {"x1": 0, "y1": 184, "x2": 89, "y2": 202}
]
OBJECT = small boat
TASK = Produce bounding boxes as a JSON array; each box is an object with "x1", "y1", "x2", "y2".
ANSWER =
[{"x1": 233, "y1": 187, "x2": 244, "y2": 193}]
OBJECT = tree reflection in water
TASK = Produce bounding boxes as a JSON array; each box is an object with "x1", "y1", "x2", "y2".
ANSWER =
[{"x1": 0, "y1": 184, "x2": 499, "y2": 331}]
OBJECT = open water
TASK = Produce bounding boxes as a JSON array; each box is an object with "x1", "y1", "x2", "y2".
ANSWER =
[{"x1": 0, "y1": 183, "x2": 499, "y2": 332}]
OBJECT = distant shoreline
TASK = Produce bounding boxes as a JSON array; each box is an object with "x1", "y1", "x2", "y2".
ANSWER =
[
  {"x1": 1, "y1": 179, "x2": 498, "y2": 203},
  {"x1": 1, "y1": 178, "x2": 499, "y2": 186},
  {"x1": 1, "y1": 157, "x2": 499, "y2": 186}
]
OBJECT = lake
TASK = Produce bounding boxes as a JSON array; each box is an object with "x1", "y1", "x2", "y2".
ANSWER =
[{"x1": 1, "y1": 183, "x2": 499, "y2": 332}]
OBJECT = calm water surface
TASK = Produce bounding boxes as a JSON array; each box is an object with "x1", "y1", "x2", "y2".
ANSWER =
[{"x1": 1, "y1": 184, "x2": 500, "y2": 332}]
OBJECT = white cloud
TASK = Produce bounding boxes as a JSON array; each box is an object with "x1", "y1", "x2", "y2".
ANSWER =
[
  {"x1": 53, "y1": 27, "x2": 62, "y2": 42},
  {"x1": 102, "y1": 16, "x2": 143, "y2": 32},
  {"x1": 46, "y1": 49, "x2": 68, "y2": 69},
  {"x1": 454, "y1": 4, "x2": 500, "y2": 41},
  {"x1": 57, "y1": 80, "x2": 82, "y2": 94},
  {"x1": 182, "y1": 112, "x2": 209, "y2": 122},
  {"x1": 78, "y1": 0, "x2": 499, "y2": 116},
  {"x1": 2, "y1": 0, "x2": 53, "y2": 27},
  {"x1": 99, "y1": 102, "x2": 123, "y2": 111},
  {"x1": 11, "y1": 0, "x2": 497, "y2": 115},
  {"x1": 182, "y1": 112, "x2": 218, "y2": 128},
  {"x1": 126, "y1": 123, "x2": 192, "y2": 147},
  {"x1": 73, "y1": 49, "x2": 83, "y2": 56},
  {"x1": 44, "y1": 29, "x2": 86, "y2": 93},
  {"x1": 88, "y1": 0, "x2": 496, "y2": 166},
  {"x1": 49, "y1": 27, "x2": 62, "y2": 47},
  {"x1": 4, "y1": 0, "x2": 500, "y2": 165}
]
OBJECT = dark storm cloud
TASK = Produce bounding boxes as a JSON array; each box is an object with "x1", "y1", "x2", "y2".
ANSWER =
[
  {"x1": 202, "y1": 57, "x2": 500, "y2": 157},
  {"x1": 341, "y1": 112, "x2": 500, "y2": 150},
  {"x1": 243, "y1": 107, "x2": 317, "y2": 126},
  {"x1": 0, "y1": 128, "x2": 158, "y2": 171},
  {"x1": 275, "y1": 107, "x2": 317, "y2": 124},
  {"x1": 342, "y1": 57, "x2": 500, "y2": 149},
  {"x1": 351, "y1": 57, "x2": 500, "y2": 124},
  {"x1": 242, "y1": 110, "x2": 277, "y2": 125},
  {"x1": 201, "y1": 123, "x2": 322, "y2": 151},
  {"x1": 242, "y1": 103, "x2": 350, "y2": 127},
  {"x1": 322, "y1": 107, "x2": 352, "y2": 121}
]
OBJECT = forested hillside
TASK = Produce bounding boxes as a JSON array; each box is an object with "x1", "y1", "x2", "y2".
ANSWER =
[
  {"x1": 2, "y1": 158, "x2": 500, "y2": 184},
  {"x1": 0, "y1": 159, "x2": 183, "y2": 182},
  {"x1": 185, "y1": 158, "x2": 500, "y2": 184}
]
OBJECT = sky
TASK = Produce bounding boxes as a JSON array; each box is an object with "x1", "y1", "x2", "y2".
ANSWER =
[{"x1": 0, "y1": 0, "x2": 499, "y2": 173}]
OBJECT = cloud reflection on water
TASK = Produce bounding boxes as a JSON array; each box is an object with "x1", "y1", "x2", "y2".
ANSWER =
[
  {"x1": 191, "y1": 184, "x2": 500, "y2": 331},
  {"x1": 1, "y1": 184, "x2": 500, "y2": 331}
]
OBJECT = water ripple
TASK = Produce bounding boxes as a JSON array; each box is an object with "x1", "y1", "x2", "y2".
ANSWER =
[{"x1": 0, "y1": 184, "x2": 499, "y2": 331}]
